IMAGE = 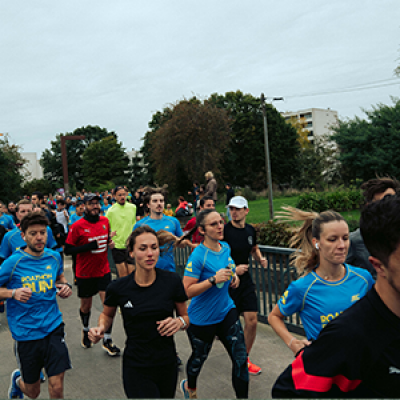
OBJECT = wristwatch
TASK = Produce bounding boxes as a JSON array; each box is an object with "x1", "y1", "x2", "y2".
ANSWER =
[
  {"x1": 208, "y1": 276, "x2": 216, "y2": 285},
  {"x1": 63, "y1": 282, "x2": 73, "y2": 289}
]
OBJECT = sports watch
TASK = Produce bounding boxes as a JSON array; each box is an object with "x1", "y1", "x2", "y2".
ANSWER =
[{"x1": 208, "y1": 276, "x2": 216, "y2": 285}]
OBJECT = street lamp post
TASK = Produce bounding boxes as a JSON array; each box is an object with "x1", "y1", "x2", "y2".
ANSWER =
[
  {"x1": 60, "y1": 135, "x2": 85, "y2": 195},
  {"x1": 260, "y1": 94, "x2": 283, "y2": 220}
]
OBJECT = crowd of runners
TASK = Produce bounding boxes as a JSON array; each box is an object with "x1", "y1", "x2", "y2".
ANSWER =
[{"x1": 0, "y1": 175, "x2": 400, "y2": 398}]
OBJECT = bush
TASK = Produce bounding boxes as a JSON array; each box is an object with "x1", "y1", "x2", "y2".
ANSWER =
[
  {"x1": 252, "y1": 221, "x2": 293, "y2": 248},
  {"x1": 296, "y1": 188, "x2": 362, "y2": 213},
  {"x1": 346, "y1": 218, "x2": 359, "y2": 233},
  {"x1": 236, "y1": 187, "x2": 257, "y2": 201}
]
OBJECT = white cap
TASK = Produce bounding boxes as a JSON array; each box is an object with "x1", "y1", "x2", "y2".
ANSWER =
[{"x1": 226, "y1": 196, "x2": 248, "y2": 209}]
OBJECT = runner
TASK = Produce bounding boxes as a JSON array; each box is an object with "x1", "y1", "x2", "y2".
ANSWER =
[
  {"x1": 0, "y1": 200, "x2": 58, "y2": 263},
  {"x1": 268, "y1": 207, "x2": 374, "y2": 355},
  {"x1": 180, "y1": 209, "x2": 249, "y2": 399},
  {"x1": 0, "y1": 201, "x2": 16, "y2": 231},
  {"x1": 89, "y1": 226, "x2": 189, "y2": 398},
  {"x1": 134, "y1": 187, "x2": 194, "y2": 272},
  {"x1": 64, "y1": 194, "x2": 120, "y2": 356},
  {"x1": 106, "y1": 186, "x2": 137, "y2": 277},
  {"x1": 0, "y1": 211, "x2": 72, "y2": 399},
  {"x1": 224, "y1": 196, "x2": 267, "y2": 375},
  {"x1": 183, "y1": 196, "x2": 215, "y2": 246}
]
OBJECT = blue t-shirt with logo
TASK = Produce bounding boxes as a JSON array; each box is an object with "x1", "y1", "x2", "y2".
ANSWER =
[
  {"x1": 0, "y1": 226, "x2": 58, "y2": 260},
  {"x1": 278, "y1": 264, "x2": 374, "y2": 340},
  {"x1": 69, "y1": 213, "x2": 84, "y2": 226},
  {"x1": 134, "y1": 215, "x2": 183, "y2": 272},
  {"x1": 184, "y1": 242, "x2": 236, "y2": 325},
  {"x1": 101, "y1": 204, "x2": 112, "y2": 215},
  {"x1": 0, "y1": 214, "x2": 16, "y2": 230},
  {"x1": 0, "y1": 248, "x2": 64, "y2": 341}
]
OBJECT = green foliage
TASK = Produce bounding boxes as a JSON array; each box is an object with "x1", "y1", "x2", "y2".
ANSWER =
[
  {"x1": 296, "y1": 188, "x2": 363, "y2": 213},
  {"x1": 40, "y1": 125, "x2": 117, "y2": 191},
  {"x1": 22, "y1": 178, "x2": 55, "y2": 196},
  {"x1": 146, "y1": 98, "x2": 231, "y2": 194},
  {"x1": 252, "y1": 221, "x2": 293, "y2": 247},
  {"x1": 129, "y1": 152, "x2": 147, "y2": 189},
  {"x1": 208, "y1": 91, "x2": 300, "y2": 190},
  {"x1": 0, "y1": 134, "x2": 26, "y2": 202},
  {"x1": 82, "y1": 136, "x2": 130, "y2": 189},
  {"x1": 331, "y1": 98, "x2": 400, "y2": 184},
  {"x1": 235, "y1": 187, "x2": 257, "y2": 201}
]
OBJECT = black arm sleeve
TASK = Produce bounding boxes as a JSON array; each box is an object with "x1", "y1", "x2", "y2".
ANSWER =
[{"x1": 64, "y1": 241, "x2": 98, "y2": 256}]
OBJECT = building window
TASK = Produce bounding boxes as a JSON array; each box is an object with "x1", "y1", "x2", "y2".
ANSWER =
[
  {"x1": 307, "y1": 121, "x2": 313, "y2": 128},
  {"x1": 304, "y1": 112, "x2": 312, "y2": 119}
]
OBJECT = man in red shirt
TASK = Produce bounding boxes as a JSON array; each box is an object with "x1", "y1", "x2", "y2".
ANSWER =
[
  {"x1": 65, "y1": 194, "x2": 120, "y2": 356},
  {"x1": 183, "y1": 196, "x2": 215, "y2": 245}
]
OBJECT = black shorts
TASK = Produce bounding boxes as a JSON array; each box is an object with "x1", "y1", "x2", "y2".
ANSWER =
[
  {"x1": 15, "y1": 323, "x2": 71, "y2": 384},
  {"x1": 77, "y1": 273, "x2": 111, "y2": 298},
  {"x1": 112, "y1": 248, "x2": 128, "y2": 264},
  {"x1": 229, "y1": 280, "x2": 258, "y2": 314}
]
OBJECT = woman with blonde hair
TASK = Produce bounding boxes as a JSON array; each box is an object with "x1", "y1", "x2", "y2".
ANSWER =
[{"x1": 268, "y1": 207, "x2": 374, "y2": 355}]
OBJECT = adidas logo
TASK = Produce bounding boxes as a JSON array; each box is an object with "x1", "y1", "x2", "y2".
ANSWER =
[{"x1": 124, "y1": 301, "x2": 134, "y2": 308}]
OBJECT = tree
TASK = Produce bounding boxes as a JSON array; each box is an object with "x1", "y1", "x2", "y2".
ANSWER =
[
  {"x1": 129, "y1": 152, "x2": 147, "y2": 189},
  {"x1": 22, "y1": 178, "x2": 55, "y2": 197},
  {"x1": 294, "y1": 134, "x2": 341, "y2": 189},
  {"x1": 331, "y1": 98, "x2": 400, "y2": 184},
  {"x1": 208, "y1": 91, "x2": 300, "y2": 190},
  {"x1": 0, "y1": 134, "x2": 26, "y2": 202},
  {"x1": 146, "y1": 98, "x2": 231, "y2": 194},
  {"x1": 40, "y1": 125, "x2": 117, "y2": 190},
  {"x1": 82, "y1": 136, "x2": 130, "y2": 190},
  {"x1": 285, "y1": 116, "x2": 311, "y2": 148}
]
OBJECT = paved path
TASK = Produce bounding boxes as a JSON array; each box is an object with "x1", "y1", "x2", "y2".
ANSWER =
[{"x1": 0, "y1": 257, "x2": 301, "y2": 399}]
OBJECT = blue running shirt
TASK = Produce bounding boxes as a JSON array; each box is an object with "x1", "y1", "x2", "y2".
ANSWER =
[
  {"x1": 184, "y1": 242, "x2": 236, "y2": 325},
  {"x1": 0, "y1": 214, "x2": 16, "y2": 230},
  {"x1": 0, "y1": 226, "x2": 58, "y2": 260},
  {"x1": 0, "y1": 249, "x2": 64, "y2": 341},
  {"x1": 134, "y1": 216, "x2": 183, "y2": 272},
  {"x1": 278, "y1": 264, "x2": 374, "y2": 340}
]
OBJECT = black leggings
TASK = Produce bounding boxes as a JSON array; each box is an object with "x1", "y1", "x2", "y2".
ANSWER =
[
  {"x1": 123, "y1": 360, "x2": 177, "y2": 399},
  {"x1": 186, "y1": 308, "x2": 249, "y2": 398}
]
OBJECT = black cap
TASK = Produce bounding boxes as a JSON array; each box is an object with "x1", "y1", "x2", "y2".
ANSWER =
[{"x1": 83, "y1": 194, "x2": 101, "y2": 203}]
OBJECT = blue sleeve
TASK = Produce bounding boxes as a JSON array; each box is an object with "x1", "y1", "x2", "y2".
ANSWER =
[
  {"x1": 7, "y1": 216, "x2": 16, "y2": 230},
  {"x1": 55, "y1": 252, "x2": 64, "y2": 276},
  {"x1": 46, "y1": 227, "x2": 57, "y2": 249},
  {"x1": 184, "y1": 250, "x2": 203, "y2": 279},
  {"x1": 175, "y1": 218, "x2": 183, "y2": 236},
  {"x1": 0, "y1": 233, "x2": 11, "y2": 259},
  {"x1": 0, "y1": 258, "x2": 15, "y2": 286},
  {"x1": 278, "y1": 281, "x2": 303, "y2": 317}
]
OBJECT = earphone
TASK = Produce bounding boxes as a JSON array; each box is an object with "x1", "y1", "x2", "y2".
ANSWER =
[{"x1": 315, "y1": 243, "x2": 319, "y2": 250}]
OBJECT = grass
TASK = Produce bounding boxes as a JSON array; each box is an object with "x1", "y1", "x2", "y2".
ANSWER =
[{"x1": 216, "y1": 195, "x2": 361, "y2": 225}]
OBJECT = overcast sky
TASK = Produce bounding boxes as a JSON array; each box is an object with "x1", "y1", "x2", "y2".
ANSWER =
[{"x1": 1, "y1": 1, "x2": 399, "y2": 156}]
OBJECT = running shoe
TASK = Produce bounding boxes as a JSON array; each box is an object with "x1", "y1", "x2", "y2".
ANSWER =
[
  {"x1": 180, "y1": 379, "x2": 197, "y2": 399},
  {"x1": 81, "y1": 330, "x2": 92, "y2": 349},
  {"x1": 248, "y1": 358, "x2": 262, "y2": 375},
  {"x1": 8, "y1": 369, "x2": 23, "y2": 399},
  {"x1": 102, "y1": 339, "x2": 121, "y2": 356}
]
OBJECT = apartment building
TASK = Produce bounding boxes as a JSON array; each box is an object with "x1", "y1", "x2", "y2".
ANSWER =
[{"x1": 281, "y1": 108, "x2": 338, "y2": 144}]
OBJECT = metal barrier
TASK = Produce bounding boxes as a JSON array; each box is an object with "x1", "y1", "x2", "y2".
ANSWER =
[{"x1": 173, "y1": 245, "x2": 305, "y2": 336}]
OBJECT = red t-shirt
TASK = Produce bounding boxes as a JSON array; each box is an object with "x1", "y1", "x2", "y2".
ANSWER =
[
  {"x1": 184, "y1": 217, "x2": 203, "y2": 244},
  {"x1": 66, "y1": 216, "x2": 110, "y2": 278}
]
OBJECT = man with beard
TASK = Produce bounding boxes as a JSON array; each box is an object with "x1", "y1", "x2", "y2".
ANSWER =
[
  {"x1": 133, "y1": 187, "x2": 188, "y2": 272},
  {"x1": 106, "y1": 186, "x2": 137, "y2": 277},
  {"x1": 65, "y1": 194, "x2": 120, "y2": 356},
  {"x1": 0, "y1": 212, "x2": 72, "y2": 399}
]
